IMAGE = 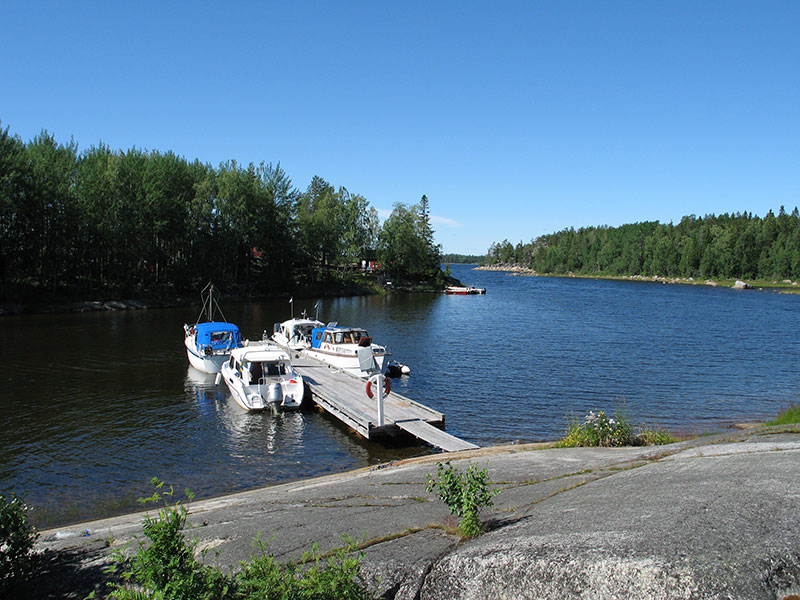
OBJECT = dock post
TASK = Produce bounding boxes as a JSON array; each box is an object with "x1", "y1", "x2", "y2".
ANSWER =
[{"x1": 375, "y1": 374, "x2": 385, "y2": 426}]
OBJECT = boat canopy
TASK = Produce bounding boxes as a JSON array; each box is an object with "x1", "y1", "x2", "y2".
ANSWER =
[{"x1": 194, "y1": 321, "x2": 241, "y2": 350}]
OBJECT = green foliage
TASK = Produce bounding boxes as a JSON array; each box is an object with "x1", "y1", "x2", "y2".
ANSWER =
[
  {"x1": 486, "y1": 209, "x2": 800, "y2": 281},
  {"x1": 557, "y1": 410, "x2": 675, "y2": 447},
  {"x1": 237, "y1": 537, "x2": 369, "y2": 600},
  {"x1": 765, "y1": 404, "x2": 800, "y2": 426},
  {"x1": 377, "y1": 196, "x2": 443, "y2": 283},
  {"x1": 558, "y1": 410, "x2": 633, "y2": 447},
  {"x1": 426, "y1": 462, "x2": 499, "y2": 538},
  {"x1": 441, "y1": 254, "x2": 486, "y2": 265},
  {"x1": 108, "y1": 478, "x2": 233, "y2": 600},
  {"x1": 0, "y1": 493, "x2": 39, "y2": 593},
  {"x1": 104, "y1": 479, "x2": 369, "y2": 599},
  {"x1": 0, "y1": 122, "x2": 445, "y2": 301}
]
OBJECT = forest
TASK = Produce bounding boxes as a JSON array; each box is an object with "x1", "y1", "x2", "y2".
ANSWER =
[
  {"x1": 0, "y1": 125, "x2": 444, "y2": 302},
  {"x1": 487, "y1": 209, "x2": 800, "y2": 281}
]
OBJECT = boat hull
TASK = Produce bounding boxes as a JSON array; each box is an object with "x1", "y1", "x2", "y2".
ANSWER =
[
  {"x1": 302, "y1": 347, "x2": 390, "y2": 378},
  {"x1": 185, "y1": 337, "x2": 230, "y2": 374},
  {"x1": 444, "y1": 286, "x2": 486, "y2": 295}
]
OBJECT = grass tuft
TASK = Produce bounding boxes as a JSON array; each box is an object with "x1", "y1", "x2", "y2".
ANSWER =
[{"x1": 765, "y1": 404, "x2": 800, "y2": 426}]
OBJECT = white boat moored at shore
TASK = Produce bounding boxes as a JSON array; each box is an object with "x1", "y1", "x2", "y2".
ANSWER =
[
  {"x1": 183, "y1": 284, "x2": 242, "y2": 373},
  {"x1": 304, "y1": 323, "x2": 391, "y2": 378},
  {"x1": 219, "y1": 344, "x2": 305, "y2": 412},
  {"x1": 271, "y1": 317, "x2": 325, "y2": 351}
]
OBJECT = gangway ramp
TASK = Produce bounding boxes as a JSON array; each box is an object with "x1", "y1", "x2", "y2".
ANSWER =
[{"x1": 293, "y1": 357, "x2": 478, "y2": 452}]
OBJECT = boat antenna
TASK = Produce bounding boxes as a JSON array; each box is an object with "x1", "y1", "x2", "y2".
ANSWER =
[
  {"x1": 314, "y1": 300, "x2": 321, "y2": 321},
  {"x1": 289, "y1": 296, "x2": 294, "y2": 319}
]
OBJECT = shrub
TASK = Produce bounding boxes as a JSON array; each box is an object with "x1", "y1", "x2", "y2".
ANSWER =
[
  {"x1": 104, "y1": 478, "x2": 370, "y2": 599},
  {"x1": 107, "y1": 478, "x2": 234, "y2": 600},
  {"x1": 0, "y1": 493, "x2": 39, "y2": 593},
  {"x1": 426, "y1": 462, "x2": 499, "y2": 538},
  {"x1": 557, "y1": 410, "x2": 675, "y2": 447}
]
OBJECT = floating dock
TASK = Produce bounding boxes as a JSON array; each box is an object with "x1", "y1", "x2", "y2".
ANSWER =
[{"x1": 292, "y1": 357, "x2": 478, "y2": 453}]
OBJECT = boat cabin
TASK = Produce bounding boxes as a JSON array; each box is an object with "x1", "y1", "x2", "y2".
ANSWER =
[
  {"x1": 193, "y1": 322, "x2": 241, "y2": 352},
  {"x1": 273, "y1": 319, "x2": 324, "y2": 346},
  {"x1": 310, "y1": 325, "x2": 372, "y2": 349},
  {"x1": 228, "y1": 349, "x2": 296, "y2": 385}
]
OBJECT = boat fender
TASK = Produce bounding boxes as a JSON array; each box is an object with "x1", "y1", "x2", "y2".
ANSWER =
[{"x1": 366, "y1": 376, "x2": 391, "y2": 399}]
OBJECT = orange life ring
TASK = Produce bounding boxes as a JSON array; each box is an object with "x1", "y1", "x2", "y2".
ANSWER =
[{"x1": 365, "y1": 376, "x2": 391, "y2": 399}]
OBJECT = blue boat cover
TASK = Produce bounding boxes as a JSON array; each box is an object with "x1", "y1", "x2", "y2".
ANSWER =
[
  {"x1": 194, "y1": 321, "x2": 241, "y2": 350},
  {"x1": 310, "y1": 326, "x2": 328, "y2": 349}
]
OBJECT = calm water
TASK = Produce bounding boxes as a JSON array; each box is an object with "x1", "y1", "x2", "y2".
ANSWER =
[{"x1": 2, "y1": 264, "x2": 799, "y2": 527}]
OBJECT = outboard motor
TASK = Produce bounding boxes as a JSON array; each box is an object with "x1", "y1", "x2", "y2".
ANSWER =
[{"x1": 267, "y1": 383, "x2": 282, "y2": 406}]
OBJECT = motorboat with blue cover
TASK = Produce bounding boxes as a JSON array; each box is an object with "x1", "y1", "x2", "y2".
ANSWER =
[{"x1": 183, "y1": 283, "x2": 242, "y2": 373}]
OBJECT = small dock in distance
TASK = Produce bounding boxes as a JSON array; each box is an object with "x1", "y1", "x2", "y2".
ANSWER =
[{"x1": 293, "y1": 357, "x2": 478, "y2": 453}]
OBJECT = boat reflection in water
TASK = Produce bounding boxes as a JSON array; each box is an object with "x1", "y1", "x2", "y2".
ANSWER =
[{"x1": 185, "y1": 366, "x2": 306, "y2": 456}]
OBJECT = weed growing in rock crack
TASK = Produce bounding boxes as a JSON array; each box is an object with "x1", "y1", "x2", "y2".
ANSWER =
[
  {"x1": 426, "y1": 462, "x2": 499, "y2": 539},
  {"x1": 98, "y1": 477, "x2": 370, "y2": 599}
]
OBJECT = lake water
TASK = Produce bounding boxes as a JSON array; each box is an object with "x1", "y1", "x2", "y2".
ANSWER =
[{"x1": 2, "y1": 264, "x2": 798, "y2": 527}]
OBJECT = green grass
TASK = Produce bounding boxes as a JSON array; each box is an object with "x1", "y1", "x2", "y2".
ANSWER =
[{"x1": 765, "y1": 404, "x2": 800, "y2": 426}]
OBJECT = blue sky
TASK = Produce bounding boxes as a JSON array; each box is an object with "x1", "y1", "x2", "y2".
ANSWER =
[{"x1": 2, "y1": 1, "x2": 798, "y2": 255}]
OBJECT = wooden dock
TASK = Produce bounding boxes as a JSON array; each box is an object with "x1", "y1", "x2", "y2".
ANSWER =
[{"x1": 293, "y1": 357, "x2": 478, "y2": 452}]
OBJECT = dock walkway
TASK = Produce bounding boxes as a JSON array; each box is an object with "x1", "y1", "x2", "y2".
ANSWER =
[{"x1": 293, "y1": 357, "x2": 478, "y2": 452}]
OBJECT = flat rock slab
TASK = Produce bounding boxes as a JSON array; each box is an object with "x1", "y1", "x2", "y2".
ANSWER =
[{"x1": 22, "y1": 427, "x2": 800, "y2": 599}]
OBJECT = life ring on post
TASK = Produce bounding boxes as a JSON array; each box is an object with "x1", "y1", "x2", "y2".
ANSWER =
[{"x1": 365, "y1": 376, "x2": 391, "y2": 399}]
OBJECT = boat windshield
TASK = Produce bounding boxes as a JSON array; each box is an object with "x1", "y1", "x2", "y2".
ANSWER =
[
  {"x1": 264, "y1": 362, "x2": 289, "y2": 376},
  {"x1": 331, "y1": 329, "x2": 368, "y2": 344}
]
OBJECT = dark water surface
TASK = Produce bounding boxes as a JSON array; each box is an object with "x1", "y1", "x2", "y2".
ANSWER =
[{"x1": 2, "y1": 264, "x2": 798, "y2": 527}]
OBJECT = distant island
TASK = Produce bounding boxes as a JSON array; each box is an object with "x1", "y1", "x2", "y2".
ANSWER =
[
  {"x1": 441, "y1": 253, "x2": 486, "y2": 265},
  {"x1": 485, "y1": 210, "x2": 800, "y2": 284}
]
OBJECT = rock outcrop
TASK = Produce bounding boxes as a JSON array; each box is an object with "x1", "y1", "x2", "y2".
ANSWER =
[{"x1": 27, "y1": 428, "x2": 800, "y2": 600}]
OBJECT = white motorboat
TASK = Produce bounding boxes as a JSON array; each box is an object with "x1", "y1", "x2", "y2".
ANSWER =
[
  {"x1": 219, "y1": 344, "x2": 305, "y2": 412},
  {"x1": 183, "y1": 283, "x2": 242, "y2": 374},
  {"x1": 271, "y1": 317, "x2": 324, "y2": 351},
  {"x1": 304, "y1": 323, "x2": 391, "y2": 378}
]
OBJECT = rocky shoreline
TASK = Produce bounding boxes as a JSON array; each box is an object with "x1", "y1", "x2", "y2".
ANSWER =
[
  {"x1": 17, "y1": 425, "x2": 800, "y2": 599},
  {"x1": 0, "y1": 277, "x2": 457, "y2": 317},
  {"x1": 474, "y1": 264, "x2": 800, "y2": 291}
]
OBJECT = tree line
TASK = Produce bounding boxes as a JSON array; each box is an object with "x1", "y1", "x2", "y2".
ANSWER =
[
  {"x1": 0, "y1": 124, "x2": 444, "y2": 301},
  {"x1": 488, "y1": 209, "x2": 800, "y2": 280},
  {"x1": 441, "y1": 253, "x2": 486, "y2": 264}
]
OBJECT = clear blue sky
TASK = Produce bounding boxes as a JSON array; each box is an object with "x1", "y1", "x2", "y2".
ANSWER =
[{"x1": 3, "y1": 1, "x2": 798, "y2": 255}]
